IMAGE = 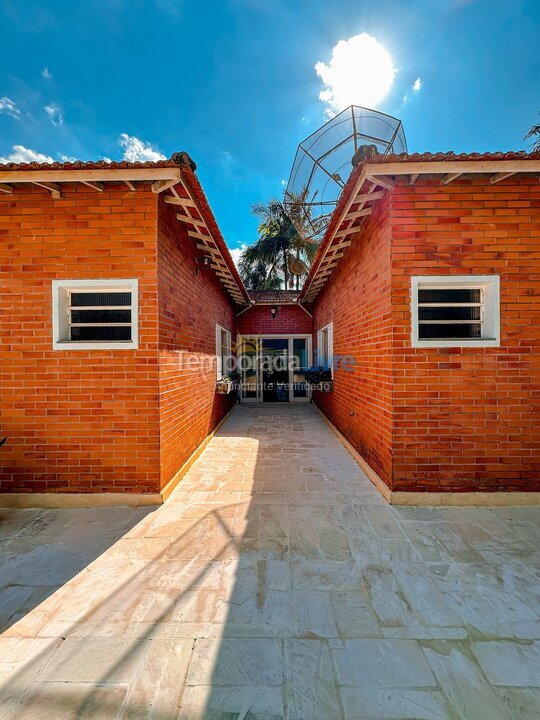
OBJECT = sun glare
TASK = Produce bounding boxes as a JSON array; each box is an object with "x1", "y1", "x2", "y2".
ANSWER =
[{"x1": 315, "y1": 33, "x2": 396, "y2": 116}]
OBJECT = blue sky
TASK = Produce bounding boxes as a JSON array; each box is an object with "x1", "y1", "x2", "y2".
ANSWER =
[{"x1": 1, "y1": 0, "x2": 539, "y2": 257}]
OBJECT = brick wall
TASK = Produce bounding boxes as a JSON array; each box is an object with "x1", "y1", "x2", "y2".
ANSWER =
[
  {"x1": 237, "y1": 304, "x2": 312, "y2": 336},
  {"x1": 157, "y1": 197, "x2": 237, "y2": 490},
  {"x1": 0, "y1": 183, "x2": 161, "y2": 493},
  {"x1": 391, "y1": 176, "x2": 540, "y2": 492},
  {"x1": 312, "y1": 196, "x2": 394, "y2": 487},
  {"x1": 312, "y1": 175, "x2": 540, "y2": 493}
]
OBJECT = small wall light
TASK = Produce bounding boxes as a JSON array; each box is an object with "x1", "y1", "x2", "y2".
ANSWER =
[
  {"x1": 270, "y1": 305, "x2": 278, "y2": 319},
  {"x1": 195, "y1": 255, "x2": 212, "y2": 275}
]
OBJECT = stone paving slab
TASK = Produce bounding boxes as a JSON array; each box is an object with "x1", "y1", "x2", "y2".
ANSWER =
[{"x1": 0, "y1": 404, "x2": 539, "y2": 718}]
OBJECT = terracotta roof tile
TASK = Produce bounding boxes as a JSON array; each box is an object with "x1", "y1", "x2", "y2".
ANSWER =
[
  {"x1": 248, "y1": 290, "x2": 301, "y2": 303},
  {"x1": 365, "y1": 150, "x2": 540, "y2": 163},
  {"x1": 0, "y1": 151, "x2": 196, "y2": 172}
]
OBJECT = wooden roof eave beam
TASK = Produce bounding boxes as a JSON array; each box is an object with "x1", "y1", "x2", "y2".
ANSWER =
[
  {"x1": 0, "y1": 167, "x2": 182, "y2": 184},
  {"x1": 363, "y1": 159, "x2": 540, "y2": 177}
]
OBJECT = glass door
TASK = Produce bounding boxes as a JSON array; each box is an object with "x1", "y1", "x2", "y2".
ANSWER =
[
  {"x1": 262, "y1": 338, "x2": 289, "y2": 402},
  {"x1": 238, "y1": 335, "x2": 312, "y2": 403},
  {"x1": 291, "y1": 337, "x2": 309, "y2": 401},
  {"x1": 239, "y1": 337, "x2": 261, "y2": 402}
]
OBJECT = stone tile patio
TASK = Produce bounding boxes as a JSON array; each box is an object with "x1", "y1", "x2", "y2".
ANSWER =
[{"x1": 0, "y1": 404, "x2": 539, "y2": 719}]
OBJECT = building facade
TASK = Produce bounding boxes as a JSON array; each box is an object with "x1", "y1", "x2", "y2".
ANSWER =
[{"x1": 1, "y1": 151, "x2": 539, "y2": 504}]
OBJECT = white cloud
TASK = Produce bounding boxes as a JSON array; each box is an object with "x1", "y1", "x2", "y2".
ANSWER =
[
  {"x1": 45, "y1": 103, "x2": 63, "y2": 126},
  {"x1": 281, "y1": 178, "x2": 287, "y2": 187},
  {"x1": 59, "y1": 154, "x2": 77, "y2": 162},
  {"x1": 413, "y1": 77, "x2": 422, "y2": 91},
  {"x1": 0, "y1": 96, "x2": 21, "y2": 119},
  {"x1": 229, "y1": 244, "x2": 247, "y2": 268},
  {"x1": 0, "y1": 145, "x2": 54, "y2": 164},
  {"x1": 315, "y1": 33, "x2": 396, "y2": 117},
  {"x1": 119, "y1": 133, "x2": 166, "y2": 162},
  {"x1": 42, "y1": 67, "x2": 52, "y2": 80}
]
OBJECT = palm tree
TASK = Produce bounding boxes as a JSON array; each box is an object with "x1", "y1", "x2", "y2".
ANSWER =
[
  {"x1": 238, "y1": 252, "x2": 282, "y2": 290},
  {"x1": 239, "y1": 190, "x2": 320, "y2": 290},
  {"x1": 525, "y1": 114, "x2": 540, "y2": 151}
]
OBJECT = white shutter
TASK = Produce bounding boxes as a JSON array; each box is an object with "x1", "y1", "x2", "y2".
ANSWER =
[
  {"x1": 224, "y1": 330, "x2": 232, "y2": 375},
  {"x1": 327, "y1": 323, "x2": 334, "y2": 377},
  {"x1": 317, "y1": 329, "x2": 323, "y2": 366},
  {"x1": 216, "y1": 324, "x2": 222, "y2": 380}
]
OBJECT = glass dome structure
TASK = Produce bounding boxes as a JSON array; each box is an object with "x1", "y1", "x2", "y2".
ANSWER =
[{"x1": 284, "y1": 106, "x2": 407, "y2": 242}]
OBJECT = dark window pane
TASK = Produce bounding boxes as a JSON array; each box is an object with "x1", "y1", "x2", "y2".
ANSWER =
[
  {"x1": 71, "y1": 309, "x2": 131, "y2": 324},
  {"x1": 419, "y1": 306, "x2": 481, "y2": 321},
  {"x1": 419, "y1": 323, "x2": 482, "y2": 339},
  {"x1": 418, "y1": 288, "x2": 481, "y2": 304},
  {"x1": 70, "y1": 326, "x2": 131, "y2": 341},
  {"x1": 70, "y1": 292, "x2": 131, "y2": 307}
]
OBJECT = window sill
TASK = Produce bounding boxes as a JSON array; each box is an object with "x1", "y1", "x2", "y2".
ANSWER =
[
  {"x1": 412, "y1": 337, "x2": 499, "y2": 349},
  {"x1": 53, "y1": 340, "x2": 139, "y2": 351}
]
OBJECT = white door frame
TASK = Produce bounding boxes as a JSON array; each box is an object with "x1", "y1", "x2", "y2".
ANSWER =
[{"x1": 237, "y1": 333, "x2": 312, "y2": 403}]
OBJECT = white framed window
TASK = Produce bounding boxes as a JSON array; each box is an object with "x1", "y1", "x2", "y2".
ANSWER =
[
  {"x1": 216, "y1": 324, "x2": 232, "y2": 380},
  {"x1": 411, "y1": 275, "x2": 500, "y2": 348},
  {"x1": 52, "y1": 279, "x2": 139, "y2": 350},
  {"x1": 317, "y1": 322, "x2": 333, "y2": 375}
]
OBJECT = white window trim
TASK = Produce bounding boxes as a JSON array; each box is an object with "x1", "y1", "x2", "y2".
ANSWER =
[
  {"x1": 411, "y1": 275, "x2": 500, "y2": 348},
  {"x1": 52, "y1": 278, "x2": 139, "y2": 350},
  {"x1": 317, "y1": 321, "x2": 334, "y2": 376},
  {"x1": 215, "y1": 323, "x2": 232, "y2": 381}
]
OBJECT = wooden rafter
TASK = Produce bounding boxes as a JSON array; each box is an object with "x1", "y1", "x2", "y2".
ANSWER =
[
  {"x1": 441, "y1": 173, "x2": 462, "y2": 185},
  {"x1": 408, "y1": 173, "x2": 419, "y2": 185},
  {"x1": 164, "y1": 195, "x2": 197, "y2": 209},
  {"x1": 176, "y1": 212, "x2": 206, "y2": 228},
  {"x1": 81, "y1": 181, "x2": 104, "y2": 192},
  {"x1": 335, "y1": 223, "x2": 363, "y2": 239},
  {"x1": 33, "y1": 181, "x2": 62, "y2": 199},
  {"x1": 188, "y1": 230, "x2": 211, "y2": 241},
  {"x1": 490, "y1": 172, "x2": 516, "y2": 184},
  {"x1": 351, "y1": 190, "x2": 384, "y2": 204},
  {"x1": 367, "y1": 174, "x2": 395, "y2": 190},
  {"x1": 320, "y1": 252, "x2": 344, "y2": 265},
  {"x1": 123, "y1": 181, "x2": 137, "y2": 191},
  {"x1": 151, "y1": 178, "x2": 179, "y2": 193},
  {"x1": 0, "y1": 183, "x2": 13, "y2": 194},
  {"x1": 170, "y1": 175, "x2": 248, "y2": 305},
  {"x1": 196, "y1": 243, "x2": 219, "y2": 254},
  {"x1": 343, "y1": 207, "x2": 373, "y2": 222}
]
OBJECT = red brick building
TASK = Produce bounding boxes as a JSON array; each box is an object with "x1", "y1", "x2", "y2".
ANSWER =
[
  {"x1": 302, "y1": 152, "x2": 540, "y2": 501},
  {"x1": 1, "y1": 151, "x2": 539, "y2": 504},
  {"x1": 0, "y1": 155, "x2": 248, "y2": 503}
]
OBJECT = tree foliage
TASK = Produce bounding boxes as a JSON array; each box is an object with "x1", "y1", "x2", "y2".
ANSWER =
[
  {"x1": 525, "y1": 114, "x2": 540, "y2": 152},
  {"x1": 239, "y1": 189, "x2": 320, "y2": 290}
]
